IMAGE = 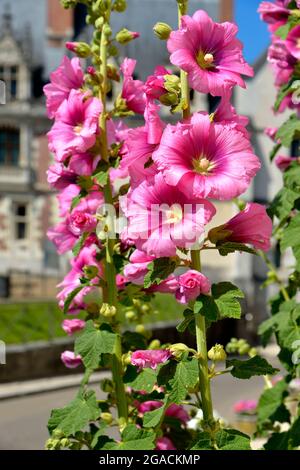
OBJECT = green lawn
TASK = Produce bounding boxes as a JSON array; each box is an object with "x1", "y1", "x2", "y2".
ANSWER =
[{"x1": 0, "y1": 295, "x2": 184, "y2": 345}]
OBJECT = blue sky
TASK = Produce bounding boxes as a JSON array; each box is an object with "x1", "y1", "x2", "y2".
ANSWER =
[{"x1": 235, "y1": 0, "x2": 270, "y2": 64}]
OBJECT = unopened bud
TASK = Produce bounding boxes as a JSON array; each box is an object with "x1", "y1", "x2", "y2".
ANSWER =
[
  {"x1": 116, "y1": 28, "x2": 140, "y2": 45},
  {"x1": 100, "y1": 412, "x2": 113, "y2": 425},
  {"x1": 135, "y1": 324, "x2": 146, "y2": 335},
  {"x1": 208, "y1": 344, "x2": 227, "y2": 362},
  {"x1": 66, "y1": 41, "x2": 91, "y2": 58},
  {"x1": 125, "y1": 310, "x2": 136, "y2": 321},
  {"x1": 122, "y1": 352, "x2": 132, "y2": 366},
  {"x1": 60, "y1": 438, "x2": 70, "y2": 448},
  {"x1": 60, "y1": 0, "x2": 77, "y2": 8},
  {"x1": 169, "y1": 342, "x2": 190, "y2": 359},
  {"x1": 83, "y1": 265, "x2": 98, "y2": 280},
  {"x1": 153, "y1": 22, "x2": 172, "y2": 40},
  {"x1": 100, "y1": 303, "x2": 117, "y2": 318},
  {"x1": 248, "y1": 347, "x2": 257, "y2": 357},
  {"x1": 112, "y1": 0, "x2": 127, "y2": 12},
  {"x1": 149, "y1": 339, "x2": 161, "y2": 350},
  {"x1": 208, "y1": 225, "x2": 232, "y2": 245}
]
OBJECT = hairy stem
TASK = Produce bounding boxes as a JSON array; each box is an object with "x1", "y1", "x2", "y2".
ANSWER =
[
  {"x1": 257, "y1": 250, "x2": 290, "y2": 302},
  {"x1": 178, "y1": 1, "x2": 190, "y2": 119},
  {"x1": 99, "y1": 4, "x2": 128, "y2": 424}
]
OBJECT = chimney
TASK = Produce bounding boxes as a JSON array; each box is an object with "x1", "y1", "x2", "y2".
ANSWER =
[{"x1": 47, "y1": 0, "x2": 73, "y2": 47}]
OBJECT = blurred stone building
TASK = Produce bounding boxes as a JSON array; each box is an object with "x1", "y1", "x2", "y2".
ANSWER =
[{"x1": 0, "y1": 0, "x2": 286, "y2": 326}]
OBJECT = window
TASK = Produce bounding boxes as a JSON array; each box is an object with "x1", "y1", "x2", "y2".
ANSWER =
[
  {"x1": 13, "y1": 203, "x2": 28, "y2": 240},
  {"x1": 0, "y1": 128, "x2": 20, "y2": 165},
  {"x1": 0, "y1": 65, "x2": 19, "y2": 100}
]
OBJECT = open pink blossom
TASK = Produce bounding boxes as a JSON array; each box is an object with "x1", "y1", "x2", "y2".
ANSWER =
[
  {"x1": 165, "y1": 404, "x2": 189, "y2": 424},
  {"x1": 258, "y1": 1, "x2": 290, "y2": 30},
  {"x1": 61, "y1": 350, "x2": 82, "y2": 369},
  {"x1": 131, "y1": 349, "x2": 171, "y2": 370},
  {"x1": 286, "y1": 25, "x2": 300, "y2": 60},
  {"x1": 155, "y1": 437, "x2": 176, "y2": 450},
  {"x1": 57, "y1": 184, "x2": 81, "y2": 217},
  {"x1": 57, "y1": 247, "x2": 102, "y2": 313},
  {"x1": 47, "y1": 163, "x2": 77, "y2": 190},
  {"x1": 167, "y1": 10, "x2": 253, "y2": 97},
  {"x1": 120, "y1": 58, "x2": 146, "y2": 114},
  {"x1": 62, "y1": 319, "x2": 86, "y2": 336},
  {"x1": 43, "y1": 56, "x2": 84, "y2": 119},
  {"x1": 153, "y1": 113, "x2": 260, "y2": 200},
  {"x1": 210, "y1": 203, "x2": 272, "y2": 251},
  {"x1": 268, "y1": 39, "x2": 296, "y2": 87},
  {"x1": 175, "y1": 270, "x2": 211, "y2": 304},
  {"x1": 137, "y1": 401, "x2": 162, "y2": 414},
  {"x1": 234, "y1": 400, "x2": 257, "y2": 415},
  {"x1": 124, "y1": 250, "x2": 155, "y2": 285},
  {"x1": 116, "y1": 273, "x2": 128, "y2": 290},
  {"x1": 144, "y1": 66, "x2": 171, "y2": 100},
  {"x1": 48, "y1": 90, "x2": 101, "y2": 162},
  {"x1": 264, "y1": 127, "x2": 279, "y2": 142},
  {"x1": 121, "y1": 173, "x2": 216, "y2": 257},
  {"x1": 147, "y1": 275, "x2": 179, "y2": 295},
  {"x1": 275, "y1": 155, "x2": 297, "y2": 171},
  {"x1": 213, "y1": 90, "x2": 249, "y2": 135}
]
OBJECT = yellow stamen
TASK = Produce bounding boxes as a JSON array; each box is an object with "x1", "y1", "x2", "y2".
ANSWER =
[
  {"x1": 74, "y1": 125, "x2": 83, "y2": 134},
  {"x1": 193, "y1": 157, "x2": 215, "y2": 175},
  {"x1": 196, "y1": 51, "x2": 215, "y2": 69}
]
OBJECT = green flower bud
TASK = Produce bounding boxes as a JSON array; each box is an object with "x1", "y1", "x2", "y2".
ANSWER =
[
  {"x1": 116, "y1": 28, "x2": 139, "y2": 45},
  {"x1": 248, "y1": 347, "x2": 257, "y2": 357},
  {"x1": 159, "y1": 92, "x2": 179, "y2": 107},
  {"x1": 149, "y1": 339, "x2": 161, "y2": 350},
  {"x1": 112, "y1": 0, "x2": 127, "y2": 12},
  {"x1": 60, "y1": 0, "x2": 77, "y2": 8},
  {"x1": 125, "y1": 310, "x2": 136, "y2": 321},
  {"x1": 108, "y1": 44, "x2": 119, "y2": 57},
  {"x1": 208, "y1": 225, "x2": 232, "y2": 245},
  {"x1": 208, "y1": 344, "x2": 227, "y2": 362},
  {"x1": 238, "y1": 344, "x2": 250, "y2": 355},
  {"x1": 95, "y1": 17, "x2": 104, "y2": 30},
  {"x1": 135, "y1": 324, "x2": 146, "y2": 335},
  {"x1": 101, "y1": 378, "x2": 114, "y2": 393},
  {"x1": 169, "y1": 342, "x2": 190, "y2": 359},
  {"x1": 153, "y1": 22, "x2": 172, "y2": 40},
  {"x1": 141, "y1": 303, "x2": 151, "y2": 314},
  {"x1": 52, "y1": 429, "x2": 65, "y2": 439},
  {"x1": 60, "y1": 438, "x2": 70, "y2": 448},
  {"x1": 100, "y1": 412, "x2": 113, "y2": 425},
  {"x1": 66, "y1": 41, "x2": 91, "y2": 58},
  {"x1": 122, "y1": 352, "x2": 132, "y2": 366},
  {"x1": 100, "y1": 303, "x2": 117, "y2": 318}
]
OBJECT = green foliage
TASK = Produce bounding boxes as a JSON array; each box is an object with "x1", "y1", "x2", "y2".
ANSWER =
[
  {"x1": 72, "y1": 232, "x2": 89, "y2": 257},
  {"x1": 144, "y1": 257, "x2": 177, "y2": 289},
  {"x1": 281, "y1": 213, "x2": 300, "y2": 270},
  {"x1": 143, "y1": 401, "x2": 167, "y2": 428},
  {"x1": 217, "y1": 242, "x2": 256, "y2": 256},
  {"x1": 191, "y1": 429, "x2": 251, "y2": 450},
  {"x1": 276, "y1": 114, "x2": 300, "y2": 147},
  {"x1": 257, "y1": 380, "x2": 288, "y2": 426},
  {"x1": 63, "y1": 285, "x2": 86, "y2": 314},
  {"x1": 167, "y1": 358, "x2": 199, "y2": 403},
  {"x1": 176, "y1": 308, "x2": 194, "y2": 332},
  {"x1": 194, "y1": 294, "x2": 219, "y2": 322},
  {"x1": 103, "y1": 425, "x2": 156, "y2": 450},
  {"x1": 123, "y1": 365, "x2": 157, "y2": 393},
  {"x1": 226, "y1": 356, "x2": 278, "y2": 379},
  {"x1": 48, "y1": 390, "x2": 100, "y2": 437},
  {"x1": 75, "y1": 321, "x2": 117, "y2": 369}
]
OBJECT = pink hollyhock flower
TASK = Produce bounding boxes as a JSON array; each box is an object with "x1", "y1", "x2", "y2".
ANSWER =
[
  {"x1": 43, "y1": 56, "x2": 84, "y2": 119},
  {"x1": 234, "y1": 400, "x2": 257, "y2": 415},
  {"x1": 57, "y1": 247, "x2": 102, "y2": 313},
  {"x1": 57, "y1": 184, "x2": 81, "y2": 217},
  {"x1": 120, "y1": 58, "x2": 146, "y2": 114},
  {"x1": 62, "y1": 318, "x2": 86, "y2": 336},
  {"x1": 153, "y1": 113, "x2": 260, "y2": 200},
  {"x1": 213, "y1": 91, "x2": 249, "y2": 135},
  {"x1": 137, "y1": 401, "x2": 162, "y2": 414},
  {"x1": 47, "y1": 163, "x2": 77, "y2": 190},
  {"x1": 175, "y1": 270, "x2": 211, "y2": 304},
  {"x1": 147, "y1": 275, "x2": 179, "y2": 295},
  {"x1": 274, "y1": 154, "x2": 297, "y2": 171},
  {"x1": 121, "y1": 173, "x2": 216, "y2": 257},
  {"x1": 68, "y1": 153, "x2": 99, "y2": 176},
  {"x1": 268, "y1": 39, "x2": 296, "y2": 87},
  {"x1": 144, "y1": 66, "x2": 171, "y2": 100},
  {"x1": 286, "y1": 25, "x2": 300, "y2": 60},
  {"x1": 264, "y1": 127, "x2": 279, "y2": 142},
  {"x1": 277, "y1": 92, "x2": 300, "y2": 114},
  {"x1": 61, "y1": 350, "x2": 82, "y2": 369},
  {"x1": 258, "y1": 2, "x2": 290, "y2": 28},
  {"x1": 155, "y1": 437, "x2": 176, "y2": 451},
  {"x1": 167, "y1": 10, "x2": 253, "y2": 97},
  {"x1": 48, "y1": 90, "x2": 101, "y2": 162},
  {"x1": 210, "y1": 203, "x2": 272, "y2": 251},
  {"x1": 165, "y1": 404, "x2": 189, "y2": 424},
  {"x1": 124, "y1": 250, "x2": 155, "y2": 285},
  {"x1": 131, "y1": 349, "x2": 171, "y2": 370},
  {"x1": 116, "y1": 273, "x2": 128, "y2": 290}
]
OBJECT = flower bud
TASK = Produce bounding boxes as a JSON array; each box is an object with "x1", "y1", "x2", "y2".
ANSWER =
[
  {"x1": 52, "y1": 429, "x2": 65, "y2": 439},
  {"x1": 100, "y1": 412, "x2": 113, "y2": 425},
  {"x1": 100, "y1": 303, "x2": 117, "y2": 318},
  {"x1": 153, "y1": 22, "x2": 172, "y2": 40},
  {"x1": 125, "y1": 310, "x2": 136, "y2": 321},
  {"x1": 116, "y1": 28, "x2": 140, "y2": 45},
  {"x1": 66, "y1": 41, "x2": 91, "y2": 58},
  {"x1": 108, "y1": 44, "x2": 119, "y2": 57},
  {"x1": 159, "y1": 92, "x2": 179, "y2": 107},
  {"x1": 208, "y1": 344, "x2": 227, "y2": 362},
  {"x1": 169, "y1": 342, "x2": 190, "y2": 359},
  {"x1": 248, "y1": 347, "x2": 257, "y2": 357},
  {"x1": 112, "y1": 0, "x2": 127, "y2": 12},
  {"x1": 135, "y1": 324, "x2": 146, "y2": 335},
  {"x1": 60, "y1": 0, "x2": 77, "y2": 8},
  {"x1": 208, "y1": 225, "x2": 232, "y2": 245},
  {"x1": 60, "y1": 438, "x2": 70, "y2": 448},
  {"x1": 149, "y1": 339, "x2": 161, "y2": 350},
  {"x1": 122, "y1": 352, "x2": 132, "y2": 366}
]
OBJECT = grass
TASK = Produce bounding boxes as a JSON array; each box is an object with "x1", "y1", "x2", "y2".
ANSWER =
[{"x1": 0, "y1": 294, "x2": 184, "y2": 345}]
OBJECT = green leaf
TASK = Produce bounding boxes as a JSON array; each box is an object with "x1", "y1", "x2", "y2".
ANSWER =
[
  {"x1": 264, "y1": 431, "x2": 290, "y2": 450},
  {"x1": 63, "y1": 285, "x2": 85, "y2": 314},
  {"x1": 143, "y1": 257, "x2": 176, "y2": 289},
  {"x1": 48, "y1": 390, "x2": 99, "y2": 437},
  {"x1": 72, "y1": 232, "x2": 89, "y2": 257},
  {"x1": 70, "y1": 191, "x2": 85, "y2": 211},
  {"x1": 123, "y1": 365, "x2": 157, "y2": 393},
  {"x1": 168, "y1": 358, "x2": 199, "y2": 403},
  {"x1": 226, "y1": 356, "x2": 278, "y2": 379},
  {"x1": 258, "y1": 300, "x2": 296, "y2": 346},
  {"x1": 143, "y1": 401, "x2": 167, "y2": 428},
  {"x1": 94, "y1": 170, "x2": 108, "y2": 186},
  {"x1": 191, "y1": 432, "x2": 213, "y2": 450},
  {"x1": 122, "y1": 331, "x2": 147, "y2": 351},
  {"x1": 257, "y1": 380, "x2": 288, "y2": 425},
  {"x1": 215, "y1": 429, "x2": 251, "y2": 450},
  {"x1": 281, "y1": 212, "x2": 300, "y2": 270},
  {"x1": 176, "y1": 309, "x2": 194, "y2": 333},
  {"x1": 270, "y1": 142, "x2": 282, "y2": 161},
  {"x1": 284, "y1": 163, "x2": 300, "y2": 192},
  {"x1": 217, "y1": 242, "x2": 256, "y2": 256},
  {"x1": 194, "y1": 295, "x2": 219, "y2": 322},
  {"x1": 269, "y1": 187, "x2": 299, "y2": 221},
  {"x1": 276, "y1": 114, "x2": 300, "y2": 148},
  {"x1": 274, "y1": 79, "x2": 296, "y2": 112},
  {"x1": 75, "y1": 321, "x2": 116, "y2": 369},
  {"x1": 212, "y1": 282, "x2": 244, "y2": 319},
  {"x1": 105, "y1": 425, "x2": 156, "y2": 450}
]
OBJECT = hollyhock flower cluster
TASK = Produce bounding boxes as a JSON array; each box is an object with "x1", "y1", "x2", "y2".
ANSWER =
[
  {"x1": 167, "y1": 10, "x2": 253, "y2": 96},
  {"x1": 274, "y1": 154, "x2": 299, "y2": 171},
  {"x1": 131, "y1": 349, "x2": 172, "y2": 370},
  {"x1": 61, "y1": 350, "x2": 82, "y2": 369},
  {"x1": 62, "y1": 318, "x2": 86, "y2": 336},
  {"x1": 120, "y1": 58, "x2": 146, "y2": 114},
  {"x1": 258, "y1": 1, "x2": 290, "y2": 32}
]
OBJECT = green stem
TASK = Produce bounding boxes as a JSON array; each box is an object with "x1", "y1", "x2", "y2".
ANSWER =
[
  {"x1": 99, "y1": 4, "x2": 128, "y2": 424},
  {"x1": 257, "y1": 250, "x2": 290, "y2": 302},
  {"x1": 177, "y1": 1, "x2": 190, "y2": 119}
]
